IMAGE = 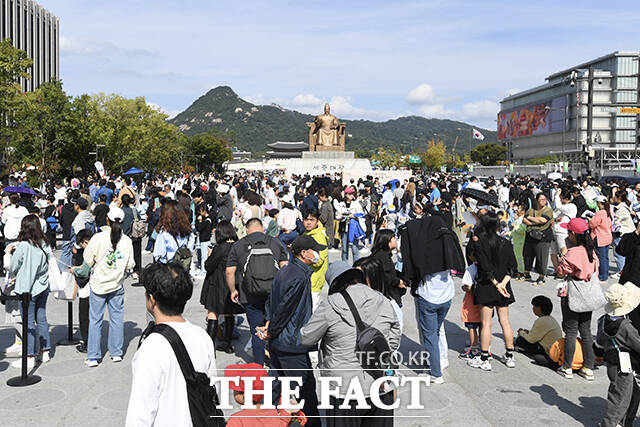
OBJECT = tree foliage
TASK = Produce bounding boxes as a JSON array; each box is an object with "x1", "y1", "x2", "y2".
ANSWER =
[
  {"x1": 526, "y1": 155, "x2": 559, "y2": 165},
  {"x1": 420, "y1": 139, "x2": 446, "y2": 171},
  {"x1": 470, "y1": 143, "x2": 507, "y2": 166}
]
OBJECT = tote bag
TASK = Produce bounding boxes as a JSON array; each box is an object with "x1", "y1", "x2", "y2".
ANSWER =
[
  {"x1": 566, "y1": 273, "x2": 606, "y2": 313},
  {"x1": 48, "y1": 256, "x2": 66, "y2": 293}
]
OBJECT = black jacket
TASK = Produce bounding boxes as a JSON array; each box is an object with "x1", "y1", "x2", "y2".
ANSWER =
[
  {"x1": 595, "y1": 315, "x2": 640, "y2": 370},
  {"x1": 60, "y1": 203, "x2": 77, "y2": 240},
  {"x1": 400, "y1": 215, "x2": 465, "y2": 288},
  {"x1": 615, "y1": 232, "x2": 640, "y2": 331}
]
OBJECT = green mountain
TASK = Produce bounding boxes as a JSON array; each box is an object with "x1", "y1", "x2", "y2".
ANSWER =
[{"x1": 169, "y1": 86, "x2": 497, "y2": 156}]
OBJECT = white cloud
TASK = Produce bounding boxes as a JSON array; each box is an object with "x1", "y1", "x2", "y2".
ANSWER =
[
  {"x1": 147, "y1": 102, "x2": 180, "y2": 119},
  {"x1": 415, "y1": 97, "x2": 499, "y2": 129},
  {"x1": 61, "y1": 35, "x2": 156, "y2": 58},
  {"x1": 460, "y1": 99, "x2": 499, "y2": 121},
  {"x1": 406, "y1": 83, "x2": 437, "y2": 105},
  {"x1": 291, "y1": 94, "x2": 324, "y2": 108},
  {"x1": 418, "y1": 104, "x2": 451, "y2": 118}
]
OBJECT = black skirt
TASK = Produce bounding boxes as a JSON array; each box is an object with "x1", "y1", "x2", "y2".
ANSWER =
[
  {"x1": 199, "y1": 242, "x2": 245, "y2": 315},
  {"x1": 474, "y1": 279, "x2": 515, "y2": 307}
]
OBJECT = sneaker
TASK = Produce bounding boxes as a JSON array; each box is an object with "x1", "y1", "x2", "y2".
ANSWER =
[
  {"x1": 523, "y1": 273, "x2": 532, "y2": 281},
  {"x1": 85, "y1": 359, "x2": 99, "y2": 367},
  {"x1": 130, "y1": 272, "x2": 139, "y2": 281},
  {"x1": 557, "y1": 366, "x2": 573, "y2": 379},
  {"x1": 504, "y1": 353, "x2": 516, "y2": 368},
  {"x1": 458, "y1": 348, "x2": 478, "y2": 360},
  {"x1": 430, "y1": 376, "x2": 444, "y2": 384},
  {"x1": 39, "y1": 350, "x2": 50, "y2": 363},
  {"x1": 142, "y1": 250, "x2": 152, "y2": 255},
  {"x1": 534, "y1": 277, "x2": 546, "y2": 286},
  {"x1": 610, "y1": 272, "x2": 620, "y2": 279},
  {"x1": 440, "y1": 358, "x2": 449, "y2": 370},
  {"x1": 3, "y1": 341, "x2": 23, "y2": 355},
  {"x1": 11, "y1": 356, "x2": 35, "y2": 369},
  {"x1": 577, "y1": 367, "x2": 594, "y2": 381},
  {"x1": 111, "y1": 356, "x2": 123, "y2": 363},
  {"x1": 468, "y1": 355, "x2": 492, "y2": 371},
  {"x1": 76, "y1": 343, "x2": 87, "y2": 353}
]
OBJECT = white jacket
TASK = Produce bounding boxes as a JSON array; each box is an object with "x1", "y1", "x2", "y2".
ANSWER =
[
  {"x1": 84, "y1": 226, "x2": 135, "y2": 295},
  {"x1": 1, "y1": 205, "x2": 29, "y2": 240}
]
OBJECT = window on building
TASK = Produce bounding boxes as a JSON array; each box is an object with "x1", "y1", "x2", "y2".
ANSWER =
[
  {"x1": 616, "y1": 116, "x2": 636, "y2": 129},
  {"x1": 617, "y1": 77, "x2": 638, "y2": 90},
  {"x1": 616, "y1": 91, "x2": 638, "y2": 103},
  {"x1": 617, "y1": 57, "x2": 640, "y2": 76},
  {"x1": 616, "y1": 130, "x2": 635, "y2": 142}
]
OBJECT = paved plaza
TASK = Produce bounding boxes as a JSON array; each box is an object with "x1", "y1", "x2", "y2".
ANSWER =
[{"x1": 0, "y1": 247, "x2": 631, "y2": 427}]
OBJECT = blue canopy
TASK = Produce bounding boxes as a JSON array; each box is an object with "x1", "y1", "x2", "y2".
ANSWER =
[
  {"x1": 386, "y1": 179, "x2": 400, "y2": 190},
  {"x1": 123, "y1": 167, "x2": 144, "y2": 176}
]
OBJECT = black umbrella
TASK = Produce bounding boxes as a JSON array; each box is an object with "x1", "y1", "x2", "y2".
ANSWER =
[{"x1": 460, "y1": 187, "x2": 500, "y2": 208}]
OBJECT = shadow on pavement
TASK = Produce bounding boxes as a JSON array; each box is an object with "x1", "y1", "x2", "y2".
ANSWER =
[{"x1": 530, "y1": 384, "x2": 606, "y2": 426}]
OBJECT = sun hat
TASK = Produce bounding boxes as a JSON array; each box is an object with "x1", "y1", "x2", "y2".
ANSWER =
[
  {"x1": 107, "y1": 206, "x2": 125, "y2": 222},
  {"x1": 560, "y1": 217, "x2": 589, "y2": 234},
  {"x1": 325, "y1": 261, "x2": 365, "y2": 293},
  {"x1": 604, "y1": 283, "x2": 640, "y2": 316}
]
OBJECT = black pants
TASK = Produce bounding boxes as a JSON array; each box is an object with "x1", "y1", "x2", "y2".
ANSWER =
[
  {"x1": 78, "y1": 296, "x2": 89, "y2": 343},
  {"x1": 523, "y1": 237, "x2": 551, "y2": 275},
  {"x1": 269, "y1": 348, "x2": 320, "y2": 427},
  {"x1": 602, "y1": 364, "x2": 640, "y2": 427},
  {"x1": 560, "y1": 297, "x2": 595, "y2": 370},
  {"x1": 326, "y1": 391, "x2": 394, "y2": 427},
  {"x1": 132, "y1": 238, "x2": 142, "y2": 273},
  {"x1": 515, "y1": 336, "x2": 555, "y2": 368}
]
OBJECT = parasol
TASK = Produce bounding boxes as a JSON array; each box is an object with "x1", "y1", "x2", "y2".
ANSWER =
[
  {"x1": 3, "y1": 186, "x2": 37, "y2": 196},
  {"x1": 123, "y1": 167, "x2": 144, "y2": 176},
  {"x1": 460, "y1": 187, "x2": 500, "y2": 208}
]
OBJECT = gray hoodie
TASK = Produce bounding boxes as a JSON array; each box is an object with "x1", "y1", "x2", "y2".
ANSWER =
[
  {"x1": 300, "y1": 283, "x2": 401, "y2": 397},
  {"x1": 72, "y1": 210, "x2": 95, "y2": 235}
]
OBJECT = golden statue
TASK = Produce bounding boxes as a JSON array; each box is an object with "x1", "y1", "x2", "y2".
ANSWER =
[{"x1": 306, "y1": 103, "x2": 346, "y2": 151}]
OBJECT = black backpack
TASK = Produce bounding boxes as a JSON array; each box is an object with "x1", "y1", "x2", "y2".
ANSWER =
[
  {"x1": 340, "y1": 290, "x2": 393, "y2": 379},
  {"x1": 140, "y1": 323, "x2": 226, "y2": 426},
  {"x1": 171, "y1": 235, "x2": 193, "y2": 273},
  {"x1": 242, "y1": 238, "x2": 280, "y2": 298}
]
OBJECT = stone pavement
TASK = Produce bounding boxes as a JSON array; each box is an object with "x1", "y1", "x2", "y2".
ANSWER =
[{"x1": 0, "y1": 247, "x2": 635, "y2": 427}]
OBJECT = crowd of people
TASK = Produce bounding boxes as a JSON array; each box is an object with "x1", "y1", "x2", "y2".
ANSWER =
[{"x1": 1, "y1": 171, "x2": 640, "y2": 426}]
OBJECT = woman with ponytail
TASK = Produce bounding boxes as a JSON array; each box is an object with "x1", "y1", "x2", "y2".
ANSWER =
[
  {"x1": 83, "y1": 207, "x2": 135, "y2": 367},
  {"x1": 556, "y1": 217, "x2": 599, "y2": 381}
]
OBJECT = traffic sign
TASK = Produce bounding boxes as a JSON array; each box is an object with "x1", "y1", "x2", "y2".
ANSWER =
[{"x1": 408, "y1": 155, "x2": 422, "y2": 164}]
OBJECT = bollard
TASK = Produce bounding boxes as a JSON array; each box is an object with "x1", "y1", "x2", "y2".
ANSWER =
[
  {"x1": 57, "y1": 300, "x2": 78, "y2": 346},
  {"x1": 7, "y1": 293, "x2": 42, "y2": 387}
]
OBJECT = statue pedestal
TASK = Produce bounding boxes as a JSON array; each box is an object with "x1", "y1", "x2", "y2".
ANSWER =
[{"x1": 302, "y1": 151, "x2": 355, "y2": 160}]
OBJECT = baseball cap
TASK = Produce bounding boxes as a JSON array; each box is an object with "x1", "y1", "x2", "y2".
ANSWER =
[
  {"x1": 107, "y1": 206, "x2": 125, "y2": 222},
  {"x1": 75, "y1": 198, "x2": 89, "y2": 210},
  {"x1": 291, "y1": 235, "x2": 327, "y2": 255},
  {"x1": 224, "y1": 363, "x2": 267, "y2": 403},
  {"x1": 595, "y1": 195, "x2": 607, "y2": 203},
  {"x1": 560, "y1": 217, "x2": 589, "y2": 234},
  {"x1": 216, "y1": 183, "x2": 230, "y2": 194}
]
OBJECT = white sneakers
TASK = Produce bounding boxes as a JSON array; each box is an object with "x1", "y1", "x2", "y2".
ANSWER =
[
  {"x1": 3, "y1": 341, "x2": 23, "y2": 355},
  {"x1": 505, "y1": 354, "x2": 516, "y2": 368},
  {"x1": 557, "y1": 366, "x2": 573, "y2": 379},
  {"x1": 430, "y1": 376, "x2": 444, "y2": 384},
  {"x1": 111, "y1": 356, "x2": 123, "y2": 363},
  {"x1": 11, "y1": 356, "x2": 35, "y2": 369},
  {"x1": 468, "y1": 355, "x2": 492, "y2": 371},
  {"x1": 85, "y1": 359, "x2": 99, "y2": 367}
]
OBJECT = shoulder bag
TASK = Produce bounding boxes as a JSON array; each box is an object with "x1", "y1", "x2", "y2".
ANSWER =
[
  {"x1": 566, "y1": 273, "x2": 606, "y2": 313},
  {"x1": 131, "y1": 207, "x2": 146, "y2": 239}
]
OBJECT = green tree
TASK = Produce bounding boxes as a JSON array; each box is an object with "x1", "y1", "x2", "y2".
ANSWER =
[
  {"x1": 421, "y1": 139, "x2": 446, "y2": 171},
  {"x1": 186, "y1": 130, "x2": 232, "y2": 172},
  {"x1": 470, "y1": 143, "x2": 507, "y2": 166},
  {"x1": 526, "y1": 155, "x2": 559, "y2": 165}
]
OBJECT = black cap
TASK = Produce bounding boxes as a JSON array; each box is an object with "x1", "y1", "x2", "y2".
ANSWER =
[
  {"x1": 291, "y1": 235, "x2": 327, "y2": 255},
  {"x1": 75, "y1": 197, "x2": 89, "y2": 210}
]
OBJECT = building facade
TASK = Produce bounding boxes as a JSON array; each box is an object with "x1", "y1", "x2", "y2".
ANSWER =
[
  {"x1": 266, "y1": 141, "x2": 308, "y2": 159},
  {"x1": 0, "y1": 0, "x2": 59, "y2": 92},
  {"x1": 498, "y1": 51, "x2": 640, "y2": 175}
]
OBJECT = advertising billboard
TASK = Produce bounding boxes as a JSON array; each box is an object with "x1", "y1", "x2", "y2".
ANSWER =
[{"x1": 497, "y1": 96, "x2": 567, "y2": 140}]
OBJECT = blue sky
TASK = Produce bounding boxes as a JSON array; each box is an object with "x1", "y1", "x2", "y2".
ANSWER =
[{"x1": 42, "y1": 0, "x2": 640, "y2": 129}]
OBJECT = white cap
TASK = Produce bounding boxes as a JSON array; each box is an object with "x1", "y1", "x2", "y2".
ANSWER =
[
  {"x1": 217, "y1": 183, "x2": 230, "y2": 194},
  {"x1": 107, "y1": 206, "x2": 125, "y2": 222},
  {"x1": 595, "y1": 195, "x2": 607, "y2": 203}
]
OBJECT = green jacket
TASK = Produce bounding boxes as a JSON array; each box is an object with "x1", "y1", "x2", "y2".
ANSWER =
[
  {"x1": 9, "y1": 241, "x2": 51, "y2": 296},
  {"x1": 304, "y1": 225, "x2": 329, "y2": 293}
]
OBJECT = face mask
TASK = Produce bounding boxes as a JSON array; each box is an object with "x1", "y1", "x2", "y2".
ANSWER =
[{"x1": 308, "y1": 250, "x2": 320, "y2": 264}]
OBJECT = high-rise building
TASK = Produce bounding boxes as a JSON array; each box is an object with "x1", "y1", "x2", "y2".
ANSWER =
[
  {"x1": 498, "y1": 51, "x2": 640, "y2": 174},
  {"x1": 0, "y1": 0, "x2": 59, "y2": 92}
]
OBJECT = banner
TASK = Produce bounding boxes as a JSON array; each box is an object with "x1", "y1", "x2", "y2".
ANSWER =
[
  {"x1": 498, "y1": 96, "x2": 566, "y2": 140},
  {"x1": 94, "y1": 161, "x2": 106, "y2": 178}
]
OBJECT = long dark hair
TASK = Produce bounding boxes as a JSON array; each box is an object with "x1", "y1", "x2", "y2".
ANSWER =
[
  {"x1": 17, "y1": 215, "x2": 48, "y2": 248},
  {"x1": 598, "y1": 198, "x2": 612, "y2": 219},
  {"x1": 371, "y1": 229, "x2": 394, "y2": 254},
  {"x1": 215, "y1": 220, "x2": 238, "y2": 244},
  {"x1": 109, "y1": 217, "x2": 123, "y2": 251},
  {"x1": 574, "y1": 231, "x2": 596, "y2": 263},
  {"x1": 476, "y1": 211, "x2": 500, "y2": 254},
  {"x1": 353, "y1": 256, "x2": 388, "y2": 298}
]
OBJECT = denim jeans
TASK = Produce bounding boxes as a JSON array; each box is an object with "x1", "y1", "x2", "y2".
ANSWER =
[
  {"x1": 244, "y1": 298, "x2": 267, "y2": 366},
  {"x1": 414, "y1": 296, "x2": 451, "y2": 378},
  {"x1": 59, "y1": 239, "x2": 73, "y2": 270},
  {"x1": 88, "y1": 287, "x2": 125, "y2": 360},
  {"x1": 199, "y1": 242, "x2": 210, "y2": 272},
  {"x1": 596, "y1": 245, "x2": 609, "y2": 281},
  {"x1": 341, "y1": 231, "x2": 360, "y2": 262},
  {"x1": 560, "y1": 297, "x2": 594, "y2": 370},
  {"x1": 612, "y1": 236, "x2": 625, "y2": 274},
  {"x1": 20, "y1": 288, "x2": 51, "y2": 356}
]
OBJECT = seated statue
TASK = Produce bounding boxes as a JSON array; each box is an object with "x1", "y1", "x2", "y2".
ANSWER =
[{"x1": 306, "y1": 103, "x2": 346, "y2": 151}]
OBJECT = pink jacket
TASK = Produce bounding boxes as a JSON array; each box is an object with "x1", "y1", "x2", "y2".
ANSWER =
[
  {"x1": 589, "y1": 210, "x2": 612, "y2": 247},
  {"x1": 556, "y1": 246, "x2": 599, "y2": 281}
]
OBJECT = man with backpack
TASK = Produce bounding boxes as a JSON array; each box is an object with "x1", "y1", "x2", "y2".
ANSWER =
[
  {"x1": 256, "y1": 235, "x2": 325, "y2": 426},
  {"x1": 126, "y1": 263, "x2": 220, "y2": 426},
  {"x1": 226, "y1": 218, "x2": 289, "y2": 366}
]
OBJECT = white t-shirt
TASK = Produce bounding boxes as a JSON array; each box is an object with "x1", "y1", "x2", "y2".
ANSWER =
[{"x1": 125, "y1": 321, "x2": 216, "y2": 427}]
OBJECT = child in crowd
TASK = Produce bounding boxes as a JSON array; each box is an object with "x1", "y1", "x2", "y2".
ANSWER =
[
  {"x1": 515, "y1": 295, "x2": 563, "y2": 368},
  {"x1": 459, "y1": 252, "x2": 481, "y2": 360},
  {"x1": 595, "y1": 283, "x2": 640, "y2": 427},
  {"x1": 225, "y1": 362, "x2": 307, "y2": 427},
  {"x1": 70, "y1": 228, "x2": 94, "y2": 353}
]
